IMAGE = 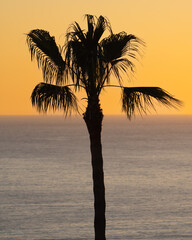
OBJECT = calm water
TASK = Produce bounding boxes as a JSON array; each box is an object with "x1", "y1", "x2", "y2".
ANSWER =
[{"x1": 0, "y1": 115, "x2": 192, "y2": 240}]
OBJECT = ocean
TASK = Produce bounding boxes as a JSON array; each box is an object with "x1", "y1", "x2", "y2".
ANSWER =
[{"x1": 0, "y1": 115, "x2": 192, "y2": 240}]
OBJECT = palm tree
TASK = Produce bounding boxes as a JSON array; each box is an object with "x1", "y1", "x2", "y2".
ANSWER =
[{"x1": 26, "y1": 15, "x2": 181, "y2": 240}]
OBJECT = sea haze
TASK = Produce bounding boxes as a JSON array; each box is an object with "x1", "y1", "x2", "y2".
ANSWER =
[{"x1": 0, "y1": 115, "x2": 192, "y2": 240}]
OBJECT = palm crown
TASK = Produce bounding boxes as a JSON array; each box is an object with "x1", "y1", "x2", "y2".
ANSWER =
[{"x1": 26, "y1": 14, "x2": 180, "y2": 118}]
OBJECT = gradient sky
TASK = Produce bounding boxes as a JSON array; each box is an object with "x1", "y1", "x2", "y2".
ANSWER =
[{"x1": 1, "y1": 0, "x2": 192, "y2": 115}]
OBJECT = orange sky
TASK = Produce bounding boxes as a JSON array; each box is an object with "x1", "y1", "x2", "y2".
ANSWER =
[{"x1": 0, "y1": 0, "x2": 192, "y2": 116}]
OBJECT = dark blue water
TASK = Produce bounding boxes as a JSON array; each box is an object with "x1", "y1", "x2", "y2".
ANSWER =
[{"x1": 0, "y1": 115, "x2": 192, "y2": 240}]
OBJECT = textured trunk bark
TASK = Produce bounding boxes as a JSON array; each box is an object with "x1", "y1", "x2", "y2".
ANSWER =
[{"x1": 83, "y1": 99, "x2": 106, "y2": 240}]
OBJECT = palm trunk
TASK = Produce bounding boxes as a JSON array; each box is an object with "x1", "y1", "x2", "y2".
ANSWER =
[{"x1": 83, "y1": 98, "x2": 106, "y2": 240}]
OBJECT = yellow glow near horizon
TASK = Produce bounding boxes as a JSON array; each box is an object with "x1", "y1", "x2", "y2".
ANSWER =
[{"x1": 0, "y1": 0, "x2": 192, "y2": 115}]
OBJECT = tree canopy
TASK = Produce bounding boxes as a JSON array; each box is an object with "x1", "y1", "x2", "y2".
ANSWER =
[{"x1": 26, "y1": 14, "x2": 181, "y2": 118}]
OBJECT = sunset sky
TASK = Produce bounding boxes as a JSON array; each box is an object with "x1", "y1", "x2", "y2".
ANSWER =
[{"x1": 1, "y1": 0, "x2": 192, "y2": 116}]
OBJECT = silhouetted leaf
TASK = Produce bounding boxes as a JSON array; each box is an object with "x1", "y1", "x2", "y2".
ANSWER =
[
  {"x1": 101, "y1": 32, "x2": 141, "y2": 62},
  {"x1": 26, "y1": 29, "x2": 65, "y2": 84},
  {"x1": 93, "y1": 15, "x2": 112, "y2": 43},
  {"x1": 122, "y1": 87, "x2": 182, "y2": 119},
  {"x1": 31, "y1": 82, "x2": 78, "y2": 115},
  {"x1": 100, "y1": 32, "x2": 143, "y2": 85}
]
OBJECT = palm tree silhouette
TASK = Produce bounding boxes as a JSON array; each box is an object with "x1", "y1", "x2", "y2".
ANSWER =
[{"x1": 26, "y1": 15, "x2": 181, "y2": 240}]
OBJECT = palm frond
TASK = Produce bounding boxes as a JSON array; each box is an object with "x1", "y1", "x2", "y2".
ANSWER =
[
  {"x1": 31, "y1": 82, "x2": 78, "y2": 115},
  {"x1": 100, "y1": 32, "x2": 142, "y2": 85},
  {"x1": 122, "y1": 87, "x2": 182, "y2": 119},
  {"x1": 101, "y1": 32, "x2": 141, "y2": 63},
  {"x1": 93, "y1": 15, "x2": 112, "y2": 43},
  {"x1": 112, "y1": 58, "x2": 134, "y2": 71},
  {"x1": 26, "y1": 29, "x2": 65, "y2": 84},
  {"x1": 85, "y1": 14, "x2": 95, "y2": 40},
  {"x1": 111, "y1": 58, "x2": 134, "y2": 85},
  {"x1": 66, "y1": 22, "x2": 86, "y2": 44}
]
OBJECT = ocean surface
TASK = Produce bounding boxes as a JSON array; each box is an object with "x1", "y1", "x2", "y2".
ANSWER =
[{"x1": 0, "y1": 115, "x2": 192, "y2": 240}]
